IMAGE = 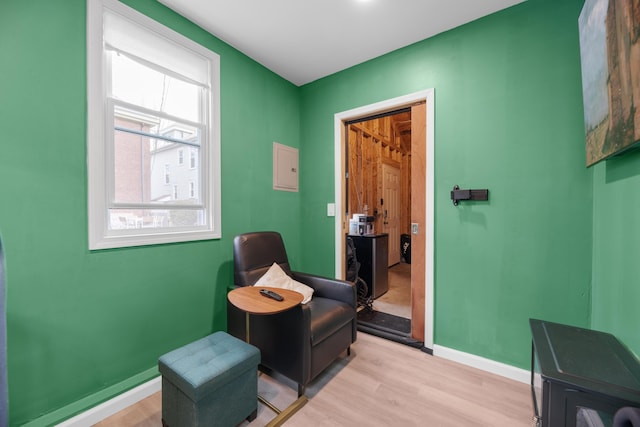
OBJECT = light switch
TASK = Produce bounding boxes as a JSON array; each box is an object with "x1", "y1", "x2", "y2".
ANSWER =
[{"x1": 327, "y1": 203, "x2": 335, "y2": 217}]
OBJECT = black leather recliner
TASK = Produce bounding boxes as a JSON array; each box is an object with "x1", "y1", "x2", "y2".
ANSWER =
[{"x1": 227, "y1": 231, "x2": 357, "y2": 396}]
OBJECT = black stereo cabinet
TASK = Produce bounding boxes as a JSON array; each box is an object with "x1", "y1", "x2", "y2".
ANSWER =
[{"x1": 530, "y1": 319, "x2": 640, "y2": 427}]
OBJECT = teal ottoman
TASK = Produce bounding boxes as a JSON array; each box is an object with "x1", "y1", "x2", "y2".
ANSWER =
[{"x1": 158, "y1": 332, "x2": 260, "y2": 427}]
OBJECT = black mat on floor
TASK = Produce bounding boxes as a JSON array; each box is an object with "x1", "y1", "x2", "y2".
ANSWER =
[
  {"x1": 356, "y1": 309, "x2": 423, "y2": 349},
  {"x1": 357, "y1": 309, "x2": 411, "y2": 334}
]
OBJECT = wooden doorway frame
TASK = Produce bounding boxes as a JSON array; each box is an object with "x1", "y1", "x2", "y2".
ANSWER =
[{"x1": 333, "y1": 89, "x2": 435, "y2": 349}]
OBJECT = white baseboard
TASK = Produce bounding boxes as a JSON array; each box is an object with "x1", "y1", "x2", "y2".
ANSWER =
[
  {"x1": 56, "y1": 376, "x2": 161, "y2": 427},
  {"x1": 433, "y1": 344, "x2": 530, "y2": 384}
]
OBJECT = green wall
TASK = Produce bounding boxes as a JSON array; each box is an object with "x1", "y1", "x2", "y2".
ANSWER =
[
  {"x1": 591, "y1": 150, "x2": 640, "y2": 357},
  {"x1": 2, "y1": 0, "x2": 639, "y2": 424},
  {"x1": 299, "y1": 0, "x2": 593, "y2": 369},
  {"x1": 0, "y1": 0, "x2": 302, "y2": 425}
]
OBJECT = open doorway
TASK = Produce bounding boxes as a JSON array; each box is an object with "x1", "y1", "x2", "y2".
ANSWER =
[
  {"x1": 333, "y1": 90, "x2": 435, "y2": 351},
  {"x1": 344, "y1": 110, "x2": 414, "y2": 344}
]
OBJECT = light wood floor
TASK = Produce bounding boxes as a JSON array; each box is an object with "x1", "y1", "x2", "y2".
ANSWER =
[
  {"x1": 374, "y1": 263, "x2": 411, "y2": 319},
  {"x1": 95, "y1": 332, "x2": 533, "y2": 427}
]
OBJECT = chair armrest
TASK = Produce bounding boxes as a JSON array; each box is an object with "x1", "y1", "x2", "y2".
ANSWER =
[
  {"x1": 614, "y1": 407, "x2": 640, "y2": 427},
  {"x1": 291, "y1": 271, "x2": 356, "y2": 308}
]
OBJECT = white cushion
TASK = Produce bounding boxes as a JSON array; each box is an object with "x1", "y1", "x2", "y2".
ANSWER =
[{"x1": 253, "y1": 262, "x2": 314, "y2": 304}]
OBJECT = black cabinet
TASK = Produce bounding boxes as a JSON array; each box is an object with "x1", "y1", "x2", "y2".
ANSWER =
[
  {"x1": 349, "y1": 234, "x2": 388, "y2": 299},
  {"x1": 530, "y1": 319, "x2": 640, "y2": 426}
]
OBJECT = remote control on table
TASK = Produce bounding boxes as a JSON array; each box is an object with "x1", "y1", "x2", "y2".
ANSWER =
[{"x1": 259, "y1": 289, "x2": 284, "y2": 301}]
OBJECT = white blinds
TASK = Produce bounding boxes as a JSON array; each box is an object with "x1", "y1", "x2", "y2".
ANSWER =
[{"x1": 103, "y1": 8, "x2": 210, "y2": 87}]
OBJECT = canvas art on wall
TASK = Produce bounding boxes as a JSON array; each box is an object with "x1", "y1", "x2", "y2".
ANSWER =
[{"x1": 579, "y1": 0, "x2": 640, "y2": 167}]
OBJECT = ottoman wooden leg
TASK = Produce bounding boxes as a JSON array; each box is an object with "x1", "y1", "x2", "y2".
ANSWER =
[{"x1": 247, "y1": 408, "x2": 258, "y2": 421}]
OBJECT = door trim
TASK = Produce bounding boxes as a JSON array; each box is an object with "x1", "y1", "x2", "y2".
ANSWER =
[{"x1": 333, "y1": 89, "x2": 435, "y2": 349}]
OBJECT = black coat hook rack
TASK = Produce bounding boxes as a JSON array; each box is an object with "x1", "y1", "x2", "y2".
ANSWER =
[{"x1": 451, "y1": 185, "x2": 489, "y2": 206}]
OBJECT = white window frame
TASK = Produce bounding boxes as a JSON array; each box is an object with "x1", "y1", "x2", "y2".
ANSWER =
[{"x1": 87, "y1": 0, "x2": 221, "y2": 250}]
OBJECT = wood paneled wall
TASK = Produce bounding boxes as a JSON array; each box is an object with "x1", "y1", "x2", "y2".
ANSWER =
[{"x1": 347, "y1": 114, "x2": 411, "y2": 235}]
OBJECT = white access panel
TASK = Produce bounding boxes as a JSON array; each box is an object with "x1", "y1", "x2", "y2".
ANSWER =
[{"x1": 273, "y1": 142, "x2": 299, "y2": 192}]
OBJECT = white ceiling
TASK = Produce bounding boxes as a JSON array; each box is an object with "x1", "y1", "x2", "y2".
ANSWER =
[{"x1": 157, "y1": 0, "x2": 525, "y2": 86}]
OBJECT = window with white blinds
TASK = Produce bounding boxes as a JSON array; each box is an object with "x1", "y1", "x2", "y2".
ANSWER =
[{"x1": 87, "y1": 0, "x2": 220, "y2": 249}]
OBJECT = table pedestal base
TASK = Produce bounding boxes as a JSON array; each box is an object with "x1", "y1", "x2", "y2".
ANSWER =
[{"x1": 260, "y1": 394, "x2": 307, "y2": 427}]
